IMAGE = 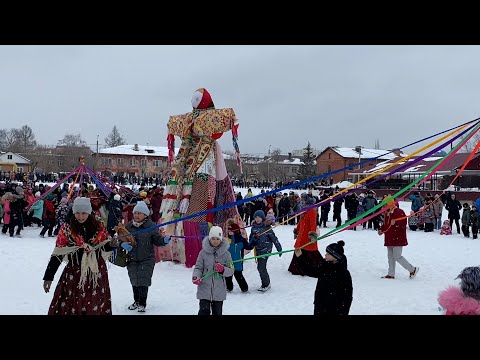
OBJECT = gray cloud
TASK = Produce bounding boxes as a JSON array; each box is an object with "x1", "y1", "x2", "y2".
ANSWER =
[{"x1": 0, "y1": 45, "x2": 479, "y2": 155}]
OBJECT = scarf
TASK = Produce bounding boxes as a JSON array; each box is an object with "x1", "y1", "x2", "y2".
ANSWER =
[
  {"x1": 52, "y1": 238, "x2": 112, "y2": 291},
  {"x1": 132, "y1": 219, "x2": 147, "y2": 228}
]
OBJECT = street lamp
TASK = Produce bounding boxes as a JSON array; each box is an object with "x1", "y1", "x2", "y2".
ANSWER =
[{"x1": 355, "y1": 146, "x2": 362, "y2": 170}]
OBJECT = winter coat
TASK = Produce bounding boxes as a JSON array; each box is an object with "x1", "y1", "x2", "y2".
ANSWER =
[
  {"x1": 296, "y1": 253, "x2": 353, "y2": 315},
  {"x1": 227, "y1": 232, "x2": 252, "y2": 271},
  {"x1": 445, "y1": 199, "x2": 461, "y2": 220},
  {"x1": 409, "y1": 194, "x2": 424, "y2": 212},
  {"x1": 468, "y1": 210, "x2": 479, "y2": 228},
  {"x1": 433, "y1": 200, "x2": 443, "y2": 218},
  {"x1": 150, "y1": 194, "x2": 162, "y2": 223},
  {"x1": 107, "y1": 199, "x2": 123, "y2": 230},
  {"x1": 42, "y1": 199, "x2": 55, "y2": 220},
  {"x1": 2, "y1": 199, "x2": 10, "y2": 225},
  {"x1": 362, "y1": 195, "x2": 377, "y2": 211},
  {"x1": 440, "y1": 221, "x2": 452, "y2": 235},
  {"x1": 438, "y1": 286, "x2": 480, "y2": 315},
  {"x1": 380, "y1": 207, "x2": 408, "y2": 247},
  {"x1": 408, "y1": 213, "x2": 419, "y2": 227},
  {"x1": 30, "y1": 199, "x2": 44, "y2": 220},
  {"x1": 422, "y1": 206, "x2": 434, "y2": 224},
  {"x1": 193, "y1": 236, "x2": 234, "y2": 301},
  {"x1": 55, "y1": 203, "x2": 69, "y2": 227},
  {"x1": 278, "y1": 197, "x2": 291, "y2": 215},
  {"x1": 9, "y1": 196, "x2": 26, "y2": 222},
  {"x1": 344, "y1": 194, "x2": 359, "y2": 217},
  {"x1": 249, "y1": 221, "x2": 282, "y2": 256},
  {"x1": 294, "y1": 208, "x2": 318, "y2": 251},
  {"x1": 461, "y1": 208, "x2": 471, "y2": 226},
  {"x1": 125, "y1": 219, "x2": 168, "y2": 287}
]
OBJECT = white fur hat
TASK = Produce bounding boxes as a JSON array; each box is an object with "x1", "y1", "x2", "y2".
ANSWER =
[
  {"x1": 209, "y1": 226, "x2": 223, "y2": 239},
  {"x1": 114, "y1": 194, "x2": 121, "y2": 201}
]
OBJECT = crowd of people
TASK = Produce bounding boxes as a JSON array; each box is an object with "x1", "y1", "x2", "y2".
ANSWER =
[{"x1": 1, "y1": 178, "x2": 479, "y2": 315}]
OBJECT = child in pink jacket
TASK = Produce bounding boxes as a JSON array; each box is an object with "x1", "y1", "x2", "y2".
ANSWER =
[
  {"x1": 438, "y1": 266, "x2": 480, "y2": 315},
  {"x1": 1, "y1": 194, "x2": 11, "y2": 234}
]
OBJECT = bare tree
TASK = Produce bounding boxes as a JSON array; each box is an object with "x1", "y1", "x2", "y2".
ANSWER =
[
  {"x1": 16, "y1": 125, "x2": 37, "y2": 153},
  {"x1": 462, "y1": 132, "x2": 480, "y2": 153},
  {"x1": 0, "y1": 129, "x2": 7, "y2": 151},
  {"x1": 60, "y1": 133, "x2": 87, "y2": 147},
  {"x1": 5, "y1": 128, "x2": 21, "y2": 152},
  {"x1": 105, "y1": 126, "x2": 126, "y2": 147}
]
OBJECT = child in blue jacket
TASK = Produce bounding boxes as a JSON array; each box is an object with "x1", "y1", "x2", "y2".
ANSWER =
[{"x1": 249, "y1": 210, "x2": 282, "y2": 292}]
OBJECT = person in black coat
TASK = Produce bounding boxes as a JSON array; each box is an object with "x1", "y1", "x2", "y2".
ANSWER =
[
  {"x1": 294, "y1": 238, "x2": 353, "y2": 315},
  {"x1": 445, "y1": 193, "x2": 462, "y2": 234}
]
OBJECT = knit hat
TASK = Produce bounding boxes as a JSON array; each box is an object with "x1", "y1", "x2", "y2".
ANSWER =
[
  {"x1": 15, "y1": 186, "x2": 24, "y2": 195},
  {"x1": 72, "y1": 197, "x2": 92, "y2": 214},
  {"x1": 60, "y1": 197, "x2": 68, "y2": 205},
  {"x1": 326, "y1": 240, "x2": 345, "y2": 260},
  {"x1": 35, "y1": 191, "x2": 41, "y2": 198},
  {"x1": 253, "y1": 210, "x2": 266, "y2": 220},
  {"x1": 265, "y1": 213, "x2": 275, "y2": 222},
  {"x1": 191, "y1": 88, "x2": 215, "y2": 110},
  {"x1": 209, "y1": 225, "x2": 223, "y2": 239},
  {"x1": 133, "y1": 201, "x2": 150, "y2": 216},
  {"x1": 227, "y1": 222, "x2": 241, "y2": 235},
  {"x1": 456, "y1": 266, "x2": 480, "y2": 299},
  {"x1": 114, "y1": 194, "x2": 121, "y2": 201}
]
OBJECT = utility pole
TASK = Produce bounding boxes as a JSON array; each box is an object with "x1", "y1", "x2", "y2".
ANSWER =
[
  {"x1": 267, "y1": 145, "x2": 271, "y2": 182},
  {"x1": 94, "y1": 135, "x2": 99, "y2": 172}
]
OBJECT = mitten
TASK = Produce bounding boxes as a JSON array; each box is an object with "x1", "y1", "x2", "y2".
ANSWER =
[
  {"x1": 214, "y1": 263, "x2": 224, "y2": 273},
  {"x1": 192, "y1": 277, "x2": 202, "y2": 285},
  {"x1": 121, "y1": 242, "x2": 133, "y2": 252},
  {"x1": 163, "y1": 235, "x2": 171, "y2": 244}
]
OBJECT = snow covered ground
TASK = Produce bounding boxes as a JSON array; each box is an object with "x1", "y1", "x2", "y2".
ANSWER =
[{"x1": 2, "y1": 186, "x2": 479, "y2": 315}]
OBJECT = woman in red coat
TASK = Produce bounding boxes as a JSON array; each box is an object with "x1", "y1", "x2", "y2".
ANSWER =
[
  {"x1": 288, "y1": 194, "x2": 322, "y2": 276},
  {"x1": 378, "y1": 198, "x2": 419, "y2": 280}
]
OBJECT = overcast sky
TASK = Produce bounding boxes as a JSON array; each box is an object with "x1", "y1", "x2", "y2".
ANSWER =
[{"x1": 1, "y1": 45, "x2": 479, "y2": 156}]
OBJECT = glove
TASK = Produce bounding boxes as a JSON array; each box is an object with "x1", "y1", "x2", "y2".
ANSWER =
[
  {"x1": 192, "y1": 277, "x2": 202, "y2": 285},
  {"x1": 121, "y1": 242, "x2": 133, "y2": 252},
  {"x1": 163, "y1": 235, "x2": 171, "y2": 244},
  {"x1": 214, "y1": 263, "x2": 224, "y2": 273}
]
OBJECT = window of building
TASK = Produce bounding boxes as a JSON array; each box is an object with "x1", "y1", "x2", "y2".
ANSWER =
[
  {"x1": 117, "y1": 158, "x2": 123, "y2": 165},
  {"x1": 7, "y1": 155, "x2": 12, "y2": 160},
  {"x1": 130, "y1": 159, "x2": 136, "y2": 166},
  {"x1": 141, "y1": 159, "x2": 147, "y2": 167},
  {"x1": 328, "y1": 153, "x2": 331, "y2": 160},
  {"x1": 58, "y1": 160, "x2": 63, "y2": 167},
  {"x1": 107, "y1": 158, "x2": 112, "y2": 166},
  {"x1": 48, "y1": 160, "x2": 55, "y2": 165},
  {"x1": 153, "y1": 160, "x2": 162, "y2": 167},
  {"x1": 327, "y1": 165, "x2": 331, "y2": 173}
]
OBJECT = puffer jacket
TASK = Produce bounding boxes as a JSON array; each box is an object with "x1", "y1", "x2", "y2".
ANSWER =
[{"x1": 192, "y1": 236, "x2": 234, "y2": 301}]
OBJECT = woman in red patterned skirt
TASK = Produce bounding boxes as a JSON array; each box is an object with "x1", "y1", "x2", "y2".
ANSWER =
[{"x1": 42, "y1": 197, "x2": 117, "y2": 315}]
